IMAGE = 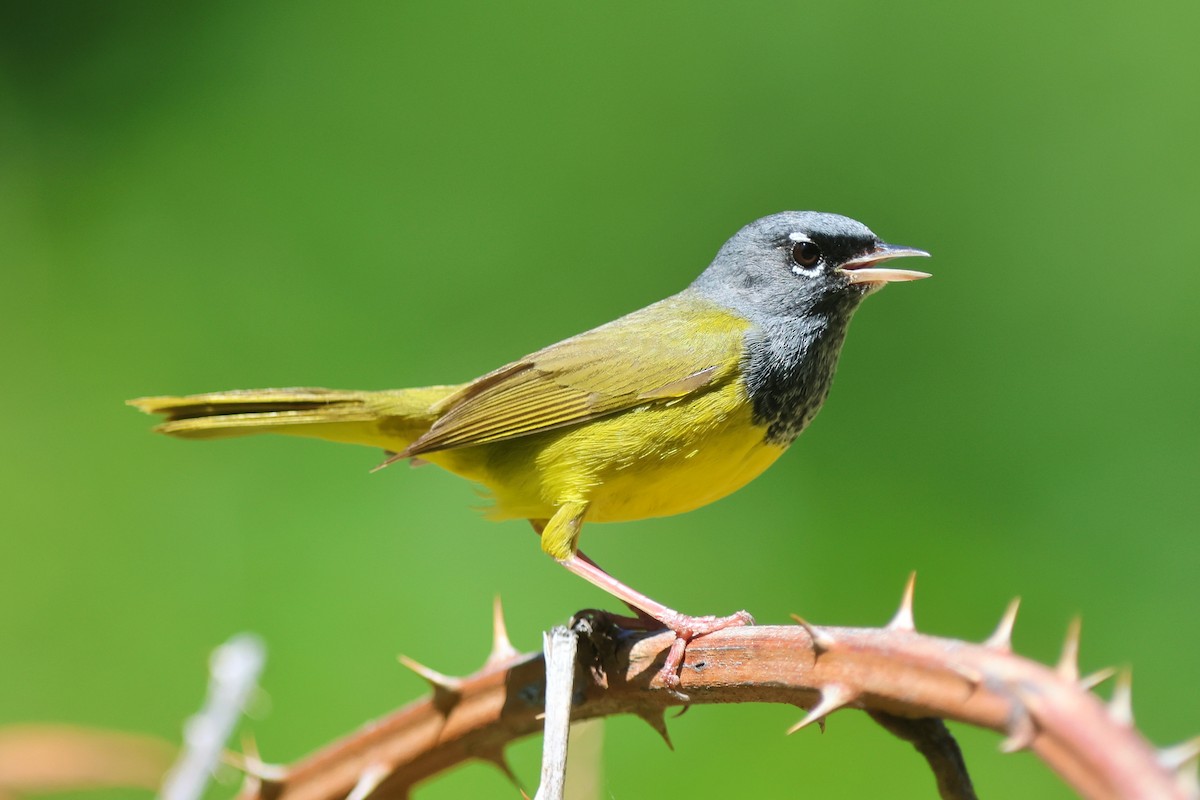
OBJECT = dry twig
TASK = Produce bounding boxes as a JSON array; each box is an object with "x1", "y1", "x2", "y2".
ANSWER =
[
  {"x1": 533, "y1": 625, "x2": 579, "y2": 800},
  {"x1": 163, "y1": 633, "x2": 266, "y2": 800}
]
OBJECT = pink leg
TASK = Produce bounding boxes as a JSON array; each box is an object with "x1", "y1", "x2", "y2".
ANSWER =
[
  {"x1": 578, "y1": 550, "x2": 656, "y2": 626},
  {"x1": 530, "y1": 519, "x2": 651, "y2": 622},
  {"x1": 558, "y1": 554, "x2": 754, "y2": 694},
  {"x1": 528, "y1": 518, "x2": 753, "y2": 693}
]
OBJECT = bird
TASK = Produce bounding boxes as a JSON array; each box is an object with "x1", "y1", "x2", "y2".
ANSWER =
[{"x1": 130, "y1": 211, "x2": 930, "y2": 692}]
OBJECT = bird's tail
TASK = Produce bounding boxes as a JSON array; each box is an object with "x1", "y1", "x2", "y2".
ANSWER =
[{"x1": 128, "y1": 385, "x2": 460, "y2": 453}]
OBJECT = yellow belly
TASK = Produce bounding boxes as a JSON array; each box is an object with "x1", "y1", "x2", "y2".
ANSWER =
[{"x1": 426, "y1": 378, "x2": 785, "y2": 523}]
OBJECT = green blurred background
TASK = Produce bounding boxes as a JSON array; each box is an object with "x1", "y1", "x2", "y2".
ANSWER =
[{"x1": 2, "y1": 1, "x2": 1197, "y2": 797}]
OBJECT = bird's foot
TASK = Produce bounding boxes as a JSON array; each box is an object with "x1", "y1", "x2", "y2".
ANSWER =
[
  {"x1": 551, "y1": 550, "x2": 754, "y2": 697},
  {"x1": 654, "y1": 609, "x2": 755, "y2": 697}
]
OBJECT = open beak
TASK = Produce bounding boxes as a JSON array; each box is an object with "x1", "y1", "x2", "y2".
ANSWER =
[{"x1": 841, "y1": 242, "x2": 932, "y2": 285}]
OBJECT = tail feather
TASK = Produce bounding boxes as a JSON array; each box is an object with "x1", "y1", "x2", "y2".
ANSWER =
[{"x1": 129, "y1": 386, "x2": 459, "y2": 452}]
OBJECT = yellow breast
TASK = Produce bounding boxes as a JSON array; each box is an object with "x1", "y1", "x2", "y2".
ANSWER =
[{"x1": 427, "y1": 378, "x2": 784, "y2": 523}]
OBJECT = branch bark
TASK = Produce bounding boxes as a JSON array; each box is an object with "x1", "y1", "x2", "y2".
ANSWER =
[{"x1": 235, "y1": 608, "x2": 1197, "y2": 800}]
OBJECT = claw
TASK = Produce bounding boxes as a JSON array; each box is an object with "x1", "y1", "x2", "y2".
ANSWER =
[
  {"x1": 654, "y1": 609, "x2": 754, "y2": 698},
  {"x1": 555, "y1": 551, "x2": 751, "y2": 698}
]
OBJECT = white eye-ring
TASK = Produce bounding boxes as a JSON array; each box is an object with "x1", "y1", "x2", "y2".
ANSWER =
[{"x1": 788, "y1": 233, "x2": 823, "y2": 276}]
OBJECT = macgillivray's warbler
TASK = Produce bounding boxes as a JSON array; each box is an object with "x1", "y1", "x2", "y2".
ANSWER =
[{"x1": 131, "y1": 211, "x2": 930, "y2": 690}]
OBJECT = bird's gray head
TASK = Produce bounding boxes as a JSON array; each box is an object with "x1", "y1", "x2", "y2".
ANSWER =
[
  {"x1": 689, "y1": 212, "x2": 931, "y2": 444},
  {"x1": 690, "y1": 211, "x2": 930, "y2": 322}
]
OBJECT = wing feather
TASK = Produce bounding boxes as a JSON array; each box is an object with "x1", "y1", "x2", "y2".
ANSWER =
[{"x1": 403, "y1": 294, "x2": 750, "y2": 456}]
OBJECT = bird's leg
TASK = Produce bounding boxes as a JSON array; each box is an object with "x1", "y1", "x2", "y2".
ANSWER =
[
  {"x1": 532, "y1": 508, "x2": 754, "y2": 695},
  {"x1": 529, "y1": 518, "x2": 652, "y2": 624},
  {"x1": 556, "y1": 554, "x2": 754, "y2": 694}
]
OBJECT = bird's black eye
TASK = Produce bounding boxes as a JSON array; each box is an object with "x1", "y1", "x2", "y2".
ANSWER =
[{"x1": 790, "y1": 241, "x2": 822, "y2": 269}]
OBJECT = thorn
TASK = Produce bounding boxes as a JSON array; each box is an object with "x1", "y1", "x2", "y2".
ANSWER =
[
  {"x1": 790, "y1": 614, "x2": 837, "y2": 653},
  {"x1": 786, "y1": 684, "x2": 858, "y2": 735},
  {"x1": 1163, "y1": 738, "x2": 1200, "y2": 800},
  {"x1": 223, "y1": 735, "x2": 288, "y2": 782},
  {"x1": 949, "y1": 662, "x2": 984, "y2": 688},
  {"x1": 477, "y1": 746, "x2": 523, "y2": 789},
  {"x1": 398, "y1": 655, "x2": 463, "y2": 711},
  {"x1": 885, "y1": 572, "x2": 917, "y2": 632},
  {"x1": 485, "y1": 595, "x2": 520, "y2": 668},
  {"x1": 1079, "y1": 666, "x2": 1118, "y2": 692},
  {"x1": 1179, "y1": 770, "x2": 1200, "y2": 800},
  {"x1": 241, "y1": 732, "x2": 259, "y2": 762},
  {"x1": 1056, "y1": 616, "x2": 1082, "y2": 683},
  {"x1": 999, "y1": 700, "x2": 1037, "y2": 753},
  {"x1": 1109, "y1": 668, "x2": 1134, "y2": 726},
  {"x1": 984, "y1": 598, "x2": 1021, "y2": 652},
  {"x1": 346, "y1": 762, "x2": 390, "y2": 800},
  {"x1": 635, "y1": 709, "x2": 674, "y2": 750},
  {"x1": 886, "y1": 572, "x2": 917, "y2": 632},
  {"x1": 398, "y1": 655, "x2": 463, "y2": 693},
  {"x1": 1160, "y1": 736, "x2": 1200, "y2": 772},
  {"x1": 234, "y1": 767, "x2": 263, "y2": 799}
]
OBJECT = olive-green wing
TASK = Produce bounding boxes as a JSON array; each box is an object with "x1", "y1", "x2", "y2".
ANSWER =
[{"x1": 402, "y1": 294, "x2": 750, "y2": 456}]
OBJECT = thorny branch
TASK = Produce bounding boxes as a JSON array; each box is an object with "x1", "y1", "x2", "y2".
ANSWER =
[
  {"x1": 867, "y1": 712, "x2": 978, "y2": 800},
  {"x1": 234, "y1": 584, "x2": 1200, "y2": 800}
]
